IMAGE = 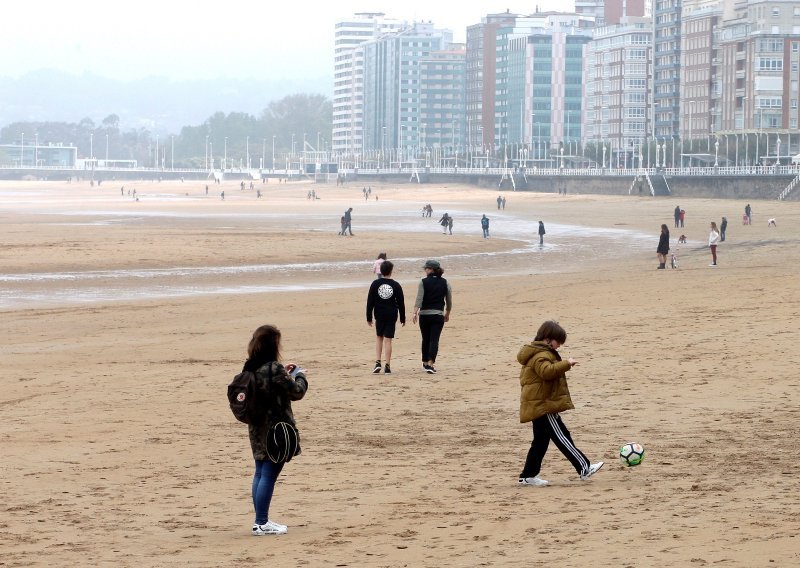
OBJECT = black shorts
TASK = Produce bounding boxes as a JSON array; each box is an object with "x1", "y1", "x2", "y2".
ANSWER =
[{"x1": 375, "y1": 318, "x2": 397, "y2": 338}]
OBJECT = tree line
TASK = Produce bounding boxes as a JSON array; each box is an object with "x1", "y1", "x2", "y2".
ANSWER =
[{"x1": 0, "y1": 93, "x2": 331, "y2": 169}]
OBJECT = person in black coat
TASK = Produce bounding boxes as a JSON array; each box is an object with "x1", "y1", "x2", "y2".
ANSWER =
[
  {"x1": 538, "y1": 221, "x2": 546, "y2": 246},
  {"x1": 657, "y1": 224, "x2": 670, "y2": 269}
]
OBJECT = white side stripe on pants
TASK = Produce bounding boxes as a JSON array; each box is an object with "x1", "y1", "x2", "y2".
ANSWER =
[{"x1": 547, "y1": 413, "x2": 589, "y2": 473}]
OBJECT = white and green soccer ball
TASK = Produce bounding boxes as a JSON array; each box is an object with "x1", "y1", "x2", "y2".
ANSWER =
[{"x1": 619, "y1": 442, "x2": 645, "y2": 467}]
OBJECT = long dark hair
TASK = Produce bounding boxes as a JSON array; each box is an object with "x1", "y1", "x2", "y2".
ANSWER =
[
  {"x1": 661, "y1": 224, "x2": 669, "y2": 236},
  {"x1": 247, "y1": 325, "x2": 282, "y2": 364}
]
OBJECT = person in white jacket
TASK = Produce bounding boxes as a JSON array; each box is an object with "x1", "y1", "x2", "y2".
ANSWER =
[{"x1": 708, "y1": 221, "x2": 720, "y2": 267}]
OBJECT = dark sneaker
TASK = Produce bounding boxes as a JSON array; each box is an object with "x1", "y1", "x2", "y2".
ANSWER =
[
  {"x1": 373, "y1": 360, "x2": 382, "y2": 374},
  {"x1": 384, "y1": 363, "x2": 391, "y2": 374},
  {"x1": 423, "y1": 364, "x2": 435, "y2": 374}
]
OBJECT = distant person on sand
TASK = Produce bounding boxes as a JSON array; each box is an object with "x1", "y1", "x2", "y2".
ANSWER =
[
  {"x1": 439, "y1": 213, "x2": 450, "y2": 234},
  {"x1": 538, "y1": 221, "x2": 546, "y2": 246},
  {"x1": 502, "y1": 197, "x2": 506, "y2": 210},
  {"x1": 373, "y1": 252, "x2": 387, "y2": 278},
  {"x1": 338, "y1": 216, "x2": 347, "y2": 236},
  {"x1": 481, "y1": 215, "x2": 490, "y2": 238},
  {"x1": 497, "y1": 195, "x2": 502, "y2": 210},
  {"x1": 720, "y1": 217, "x2": 727, "y2": 242},
  {"x1": 343, "y1": 207, "x2": 354, "y2": 236},
  {"x1": 674, "y1": 205, "x2": 681, "y2": 228},
  {"x1": 708, "y1": 221, "x2": 720, "y2": 267},
  {"x1": 240, "y1": 324, "x2": 308, "y2": 536},
  {"x1": 412, "y1": 260, "x2": 452, "y2": 374},
  {"x1": 679, "y1": 209, "x2": 686, "y2": 228},
  {"x1": 447, "y1": 215, "x2": 453, "y2": 235},
  {"x1": 366, "y1": 260, "x2": 406, "y2": 375},
  {"x1": 221, "y1": 191, "x2": 225, "y2": 200},
  {"x1": 517, "y1": 320, "x2": 604, "y2": 487},
  {"x1": 656, "y1": 223, "x2": 670, "y2": 269},
  {"x1": 745, "y1": 204, "x2": 752, "y2": 225}
]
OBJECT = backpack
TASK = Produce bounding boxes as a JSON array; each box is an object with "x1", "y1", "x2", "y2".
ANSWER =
[{"x1": 227, "y1": 367, "x2": 268, "y2": 425}]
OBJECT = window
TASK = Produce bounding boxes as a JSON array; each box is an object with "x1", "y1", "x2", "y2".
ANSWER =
[
  {"x1": 772, "y1": 8, "x2": 780, "y2": 17},
  {"x1": 758, "y1": 58, "x2": 783, "y2": 71}
]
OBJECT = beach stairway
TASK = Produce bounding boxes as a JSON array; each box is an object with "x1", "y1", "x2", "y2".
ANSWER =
[
  {"x1": 647, "y1": 173, "x2": 671, "y2": 196},
  {"x1": 778, "y1": 174, "x2": 800, "y2": 200}
]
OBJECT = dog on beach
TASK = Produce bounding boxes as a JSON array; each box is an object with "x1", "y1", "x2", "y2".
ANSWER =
[
  {"x1": 678, "y1": 234, "x2": 687, "y2": 244},
  {"x1": 768, "y1": 218, "x2": 777, "y2": 227}
]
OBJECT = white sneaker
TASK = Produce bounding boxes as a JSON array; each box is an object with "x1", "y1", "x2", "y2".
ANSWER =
[
  {"x1": 519, "y1": 476, "x2": 549, "y2": 487},
  {"x1": 580, "y1": 461, "x2": 604, "y2": 481},
  {"x1": 252, "y1": 520, "x2": 288, "y2": 535}
]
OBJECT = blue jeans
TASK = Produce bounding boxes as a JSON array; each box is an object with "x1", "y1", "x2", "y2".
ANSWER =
[{"x1": 252, "y1": 459, "x2": 284, "y2": 525}]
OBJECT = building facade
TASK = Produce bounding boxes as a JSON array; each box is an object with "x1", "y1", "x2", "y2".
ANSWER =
[
  {"x1": 419, "y1": 45, "x2": 467, "y2": 156},
  {"x1": 584, "y1": 19, "x2": 653, "y2": 166},
  {"x1": 653, "y1": 0, "x2": 682, "y2": 138},
  {"x1": 332, "y1": 13, "x2": 405, "y2": 153}
]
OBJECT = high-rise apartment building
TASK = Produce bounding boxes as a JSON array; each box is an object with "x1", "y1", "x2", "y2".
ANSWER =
[
  {"x1": 653, "y1": 0, "x2": 682, "y2": 138},
  {"x1": 584, "y1": 18, "x2": 653, "y2": 166},
  {"x1": 466, "y1": 12, "x2": 519, "y2": 151},
  {"x1": 360, "y1": 23, "x2": 453, "y2": 153},
  {"x1": 680, "y1": 0, "x2": 722, "y2": 146},
  {"x1": 419, "y1": 44, "x2": 467, "y2": 153},
  {"x1": 333, "y1": 13, "x2": 404, "y2": 153},
  {"x1": 500, "y1": 13, "x2": 594, "y2": 161}
]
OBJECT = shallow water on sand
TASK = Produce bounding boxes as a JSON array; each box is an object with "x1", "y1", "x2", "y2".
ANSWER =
[{"x1": 1, "y1": 189, "x2": 652, "y2": 309}]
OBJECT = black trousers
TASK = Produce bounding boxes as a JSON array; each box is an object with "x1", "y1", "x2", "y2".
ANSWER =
[
  {"x1": 418, "y1": 314, "x2": 445, "y2": 363},
  {"x1": 520, "y1": 413, "x2": 590, "y2": 478}
]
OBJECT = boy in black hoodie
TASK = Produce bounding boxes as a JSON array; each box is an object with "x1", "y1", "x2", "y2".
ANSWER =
[{"x1": 366, "y1": 261, "x2": 406, "y2": 374}]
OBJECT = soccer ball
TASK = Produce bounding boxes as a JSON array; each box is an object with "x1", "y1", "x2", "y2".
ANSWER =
[{"x1": 619, "y1": 442, "x2": 645, "y2": 467}]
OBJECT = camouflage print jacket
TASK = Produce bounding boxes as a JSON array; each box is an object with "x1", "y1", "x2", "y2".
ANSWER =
[{"x1": 247, "y1": 361, "x2": 308, "y2": 461}]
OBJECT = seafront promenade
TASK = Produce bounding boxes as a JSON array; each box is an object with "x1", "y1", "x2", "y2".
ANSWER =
[{"x1": 1, "y1": 164, "x2": 798, "y2": 200}]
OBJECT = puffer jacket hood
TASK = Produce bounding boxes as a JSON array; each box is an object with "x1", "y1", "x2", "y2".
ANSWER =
[{"x1": 518, "y1": 341, "x2": 575, "y2": 423}]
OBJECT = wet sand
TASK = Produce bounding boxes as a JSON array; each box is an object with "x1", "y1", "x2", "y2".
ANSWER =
[{"x1": 2, "y1": 180, "x2": 800, "y2": 567}]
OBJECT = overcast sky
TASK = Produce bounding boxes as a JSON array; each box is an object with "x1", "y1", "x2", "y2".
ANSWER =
[{"x1": 2, "y1": 0, "x2": 564, "y2": 84}]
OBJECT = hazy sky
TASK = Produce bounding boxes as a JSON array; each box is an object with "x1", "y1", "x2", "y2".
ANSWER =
[{"x1": 2, "y1": 0, "x2": 563, "y2": 84}]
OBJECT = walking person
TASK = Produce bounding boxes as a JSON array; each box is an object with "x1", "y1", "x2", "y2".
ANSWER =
[
  {"x1": 412, "y1": 260, "x2": 452, "y2": 374},
  {"x1": 372, "y1": 252, "x2": 387, "y2": 278},
  {"x1": 518, "y1": 320, "x2": 604, "y2": 487},
  {"x1": 708, "y1": 221, "x2": 720, "y2": 267},
  {"x1": 720, "y1": 216, "x2": 728, "y2": 242},
  {"x1": 481, "y1": 214, "x2": 490, "y2": 238},
  {"x1": 656, "y1": 223, "x2": 670, "y2": 269},
  {"x1": 538, "y1": 221, "x2": 546, "y2": 246},
  {"x1": 343, "y1": 207, "x2": 354, "y2": 236},
  {"x1": 439, "y1": 213, "x2": 450, "y2": 234},
  {"x1": 745, "y1": 204, "x2": 752, "y2": 225},
  {"x1": 447, "y1": 215, "x2": 453, "y2": 235},
  {"x1": 241, "y1": 325, "x2": 308, "y2": 535},
  {"x1": 366, "y1": 261, "x2": 406, "y2": 375},
  {"x1": 674, "y1": 205, "x2": 681, "y2": 228},
  {"x1": 679, "y1": 208, "x2": 686, "y2": 228}
]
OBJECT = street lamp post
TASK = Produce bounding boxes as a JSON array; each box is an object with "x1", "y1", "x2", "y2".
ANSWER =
[
  {"x1": 155, "y1": 134, "x2": 158, "y2": 169},
  {"x1": 171, "y1": 135, "x2": 174, "y2": 170},
  {"x1": 20, "y1": 131, "x2": 24, "y2": 167},
  {"x1": 262, "y1": 138, "x2": 266, "y2": 170},
  {"x1": 714, "y1": 137, "x2": 719, "y2": 167},
  {"x1": 272, "y1": 135, "x2": 276, "y2": 171},
  {"x1": 106, "y1": 134, "x2": 109, "y2": 164},
  {"x1": 205, "y1": 135, "x2": 209, "y2": 170},
  {"x1": 246, "y1": 136, "x2": 250, "y2": 169},
  {"x1": 776, "y1": 136, "x2": 781, "y2": 166},
  {"x1": 90, "y1": 132, "x2": 94, "y2": 163},
  {"x1": 223, "y1": 137, "x2": 227, "y2": 171},
  {"x1": 34, "y1": 132, "x2": 38, "y2": 167}
]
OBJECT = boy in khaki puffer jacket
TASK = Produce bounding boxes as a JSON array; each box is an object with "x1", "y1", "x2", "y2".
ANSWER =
[{"x1": 518, "y1": 320, "x2": 603, "y2": 486}]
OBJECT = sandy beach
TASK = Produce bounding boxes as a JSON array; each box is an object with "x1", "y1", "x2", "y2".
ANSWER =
[{"x1": 2, "y1": 178, "x2": 799, "y2": 567}]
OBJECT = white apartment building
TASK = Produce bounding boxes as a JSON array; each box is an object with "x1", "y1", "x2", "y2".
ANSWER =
[{"x1": 333, "y1": 13, "x2": 404, "y2": 153}]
